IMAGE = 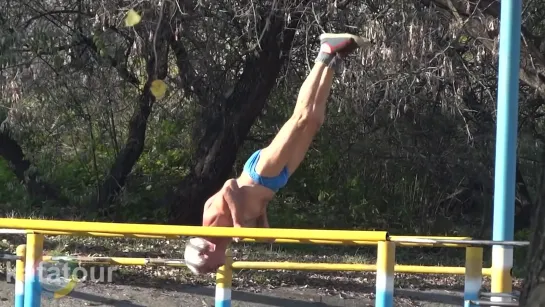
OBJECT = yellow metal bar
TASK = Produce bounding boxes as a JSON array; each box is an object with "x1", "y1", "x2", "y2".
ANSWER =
[
  {"x1": 28, "y1": 231, "x2": 472, "y2": 247},
  {"x1": 215, "y1": 250, "x2": 233, "y2": 306},
  {"x1": 232, "y1": 261, "x2": 376, "y2": 271},
  {"x1": 15, "y1": 244, "x2": 25, "y2": 307},
  {"x1": 216, "y1": 250, "x2": 233, "y2": 288},
  {"x1": 376, "y1": 241, "x2": 396, "y2": 306},
  {"x1": 396, "y1": 265, "x2": 491, "y2": 276},
  {"x1": 464, "y1": 247, "x2": 483, "y2": 301},
  {"x1": 38, "y1": 255, "x2": 493, "y2": 276},
  {"x1": 491, "y1": 266, "x2": 512, "y2": 294},
  {"x1": 15, "y1": 244, "x2": 26, "y2": 282},
  {"x1": 0, "y1": 218, "x2": 388, "y2": 242},
  {"x1": 241, "y1": 238, "x2": 379, "y2": 245},
  {"x1": 34, "y1": 230, "x2": 180, "y2": 239},
  {"x1": 232, "y1": 261, "x2": 492, "y2": 275},
  {"x1": 396, "y1": 265, "x2": 465, "y2": 274},
  {"x1": 41, "y1": 256, "x2": 187, "y2": 267},
  {"x1": 24, "y1": 227, "x2": 470, "y2": 248},
  {"x1": 15, "y1": 231, "x2": 472, "y2": 247},
  {"x1": 24, "y1": 234, "x2": 44, "y2": 306}
]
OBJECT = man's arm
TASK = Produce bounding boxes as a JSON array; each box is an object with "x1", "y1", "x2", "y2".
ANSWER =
[
  {"x1": 222, "y1": 179, "x2": 244, "y2": 228},
  {"x1": 255, "y1": 212, "x2": 270, "y2": 228}
]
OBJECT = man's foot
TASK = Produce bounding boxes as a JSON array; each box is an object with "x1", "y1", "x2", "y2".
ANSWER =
[{"x1": 319, "y1": 33, "x2": 372, "y2": 57}]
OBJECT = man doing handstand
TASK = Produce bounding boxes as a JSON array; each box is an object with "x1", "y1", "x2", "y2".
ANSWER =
[{"x1": 184, "y1": 32, "x2": 370, "y2": 274}]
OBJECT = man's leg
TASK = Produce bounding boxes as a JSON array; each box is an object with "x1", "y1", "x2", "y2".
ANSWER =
[{"x1": 255, "y1": 33, "x2": 370, "y2": 176}]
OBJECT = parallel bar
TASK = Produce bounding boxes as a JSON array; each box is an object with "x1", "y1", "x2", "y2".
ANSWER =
[
  {"x1": 395, "y1": 265, "x2": 491, "y2": 276},
  {"x1": 24, "y1": 234, "x2": 44, "y2": 307},
  {"x1": 33, "y1": 230, "x2": 180, "y2": 239},
  {"x1": 466, "y1": 301, "x2": 518, "y2": 306},
  {"x1": 0, "y1": 254, "x2": 22, "y2": 261},
  {"x1": 42, "y1": 256, "x2": 187, "y2": 266},
  {"x1": 391, "y1": 236, "x2": 472, "y2": 240},
  {"x1": 464, "y1": 247, "x2": 484, "y2": 307},
  {"x1": 0, "y1": 229, "x2": 27, "y2": 234},
  {"x1": 376, "y1": 241, "x2": 395, "y2": 307},
  {"x1": 391, "y1": 238, "x2": 529, "y2": 247},
  {"x1": 15, "y1": 245, "x2": 25, "y2": 307},
  {"x1": 3, "y1": 230, "x2": 469, "y2": 247},
  {"x1": 232, "y1": 262, "x2": 493, "y2": 275},
  {"x1": 215, "y1": 250, "x2": 233, "y2": 307},
  {"x1": 232, "y1": 262, "x2": 376, "y2": 271},
  {"x1": 242, "y1": 235, "x2": 472, "y2": 247},
  {"x1": 40, "y1": 256, "x2": 493, "y2": 276},
  {"x1": 0, "y1": 218, "x2": 388, "y2": 242},
  {"x1": 491, "y1": 0, "x2": 522, "y2": 304},
  {"x1": 480, "y1": 293, "x2": 518, "y2": 298}
]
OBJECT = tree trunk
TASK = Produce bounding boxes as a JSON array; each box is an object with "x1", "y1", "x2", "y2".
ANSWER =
[
  {"x1": 93, "y1": 84, "x2": 156, "y2": 213},
  {"x1": 515, "y1": 162, "x2": 535, "y2": 231},
  {"x1": 166, "y1": 10, "x2": 304, "y2": 225},
  {"x1": 519, "y1": 151, "x2": 545, "y2": 306},
  {"x1": 92, "y1": 7, "x2": 171, "y2": 213},
  {"x1": 0, "y1": 125, "x2": 64, "y2": 204}
]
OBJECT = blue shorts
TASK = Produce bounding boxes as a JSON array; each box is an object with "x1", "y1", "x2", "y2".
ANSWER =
[{"x1": 243, "y1": 149, "x2": 289, "y2": 192}]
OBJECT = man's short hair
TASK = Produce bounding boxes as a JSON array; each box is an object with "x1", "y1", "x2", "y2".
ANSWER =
[{"x1": 184, "y1": 237, "x2": 209, "y2": 275}]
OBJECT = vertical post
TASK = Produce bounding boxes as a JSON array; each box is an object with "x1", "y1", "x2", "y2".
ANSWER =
[
  {"x1": 491, "y1": 0, "x2": 521, "y2": 304},
  {"x1": 15, "y1": 244, "x2": 26, "y2": 307},
  {"x1": 464, "y1": 247, "x2": 483, "y2": 307},
  {"x1": 24, "y1": 234, "x2": 44, "y2": 307},
  {"x1": 215, "y1": 250, "x2": 233, "y2": 307},
  {"x1": 376, "y1": 241, "x2": 395, "y2": 307}
]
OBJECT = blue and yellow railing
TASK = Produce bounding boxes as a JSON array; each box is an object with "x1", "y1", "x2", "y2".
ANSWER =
[{"x1": 0, "y1": 218, "x2": 526, "y2": 307}]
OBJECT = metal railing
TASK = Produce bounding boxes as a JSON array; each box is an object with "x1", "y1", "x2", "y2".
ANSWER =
[{"x1": 0, "y1": 218, "x2": 527, "y2": 307}]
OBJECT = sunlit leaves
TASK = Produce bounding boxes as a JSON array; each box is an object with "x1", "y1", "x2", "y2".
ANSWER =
[{"x1": 124, "y1": 9, "x2": 141, "y2": 27}]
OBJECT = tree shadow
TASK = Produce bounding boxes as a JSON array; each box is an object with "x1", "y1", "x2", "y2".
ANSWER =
[
  {"x1": 99, "y1": 270, "x2": 467, "y2": 306},
  {"x1": 61, "y1": 290, "x2": 147, "y2": 307}
]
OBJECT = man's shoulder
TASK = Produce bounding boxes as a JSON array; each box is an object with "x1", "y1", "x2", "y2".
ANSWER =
[
  {"x1": 204, "y1": 191, "x2": 219, "y2": 205},
  {"x1": 204, "y1": 187, "x2": 229, "y2": 211}
]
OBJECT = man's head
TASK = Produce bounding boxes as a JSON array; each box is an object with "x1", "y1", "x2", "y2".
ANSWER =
[{"x1": 184, "y1": 237, "x2": 227, "y2": 274}]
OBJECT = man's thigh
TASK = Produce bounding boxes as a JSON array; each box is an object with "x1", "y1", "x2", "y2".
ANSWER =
[{"x1": 255, "y1": 119, "x2": 315, "y2": 177}]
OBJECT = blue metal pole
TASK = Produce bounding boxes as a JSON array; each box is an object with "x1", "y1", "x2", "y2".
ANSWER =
[{"x1": 491, "y1": 0, "x2": 522, "y2": 303}]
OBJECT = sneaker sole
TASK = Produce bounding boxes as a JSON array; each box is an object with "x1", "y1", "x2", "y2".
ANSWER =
[{"x1": 319, "y1": 33, "x2": 373, "y2": 48}]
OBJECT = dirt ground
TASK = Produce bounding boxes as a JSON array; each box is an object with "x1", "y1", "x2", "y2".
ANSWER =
[{"x1": 0, "y1": 278, "x2": 466, "y2": 307}]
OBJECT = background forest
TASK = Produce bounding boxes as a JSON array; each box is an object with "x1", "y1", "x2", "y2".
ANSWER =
[{"x1": 1, "y1": 0, "x2": 543, "y2": 236}]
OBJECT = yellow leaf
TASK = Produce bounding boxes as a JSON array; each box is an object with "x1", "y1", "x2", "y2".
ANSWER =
[
  {"x1": 124, "y1": 9, "x2": 141, "y2": 27},
  {"x1": 150, "y1": 79, "x2": 167, "y2": 99}
]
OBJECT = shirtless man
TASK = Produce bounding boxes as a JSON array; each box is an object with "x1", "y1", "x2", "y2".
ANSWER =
[{"x1": 184, "y1": 32, "x2": 371, "y2": 275}]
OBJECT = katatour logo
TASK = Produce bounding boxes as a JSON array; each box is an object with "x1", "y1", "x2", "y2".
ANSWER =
[{"x1": 38, "y1": 262, "x2": 78, "y2": 299}]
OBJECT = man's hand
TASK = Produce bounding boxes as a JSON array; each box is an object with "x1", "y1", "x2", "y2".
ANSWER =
[{"x1": 255, "y1": 212, "x2": 270, "y2": 228}]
